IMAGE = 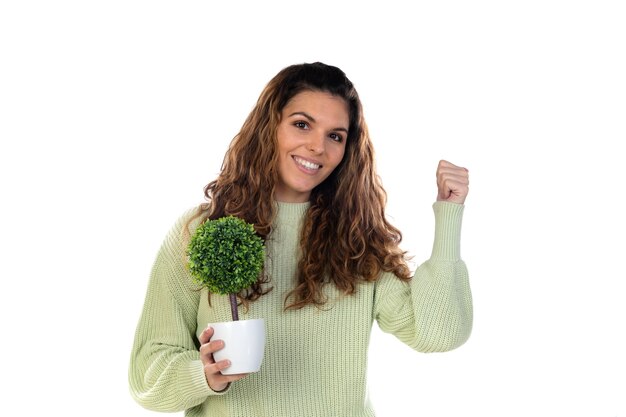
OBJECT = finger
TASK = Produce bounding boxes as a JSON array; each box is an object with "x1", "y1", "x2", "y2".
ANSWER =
[
  {"x1": 437, "y1": 175, "x2": 469, "y2": 195},
  {"x1": 437, "y1": 171, "x2": 469, "y2": 185},
  {"x1": 205, "y1": 359, "x2": 232, "y2": 375},
  {"x1": 199, "y1": 339, "x2": 225, "y2": 359},
  {"x1": 206, "y1": 364, "x2": 250, "y2": 383},
  {"x1": 204, "y1": 361, "x2": 249, "y2": 382},
  {"x1": 437, "y1": 166, "x2": 469, "y2": 179},
  {"x1": 437, "y1": 164, "x2": 469, "y2": 182},
  {"x1": 438, "y1": 160, "x2": 467, "y2": 171},
  {"x1": 221, "y1": 372, "x2": 250, "y2": 383},
  {"x1": 204, "y1": 361, "x2": 232, "y2": 391},
  {"x1": 199, "y1": 326, "x2": 214, "y2": 345},
  {"x1": 437, "y1": 164, "x2": 469, "y2": 174},
  {"x1": 439, "y1": 178, "x2": 469, "y2": 193}
]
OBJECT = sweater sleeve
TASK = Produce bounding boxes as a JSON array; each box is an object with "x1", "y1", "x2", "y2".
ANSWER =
[
  {"x1": 128, "y1": 209, "x2": 230, "y2": 412},
  {"x1": 373, "y1": 201, "x2": 473, "y2": 352}
]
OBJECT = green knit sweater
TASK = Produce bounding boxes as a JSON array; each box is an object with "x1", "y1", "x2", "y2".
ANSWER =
[{"x1": 129, "y1": 201, "x2": 472, "y2": 417}]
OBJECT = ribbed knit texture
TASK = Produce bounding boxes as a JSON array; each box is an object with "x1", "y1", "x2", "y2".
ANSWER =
[{"x1": 129, "y1": 201, "x2": 472, "y2": 416}]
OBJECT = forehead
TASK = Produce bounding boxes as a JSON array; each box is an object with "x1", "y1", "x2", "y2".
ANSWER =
[{"x1": 282, "y1": 90, "x2": 349, "y2": 122}]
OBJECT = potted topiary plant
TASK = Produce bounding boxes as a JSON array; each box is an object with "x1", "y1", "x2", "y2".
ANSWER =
[{"x1": 187, "y1": 215, "x2": 266, "y2": 375}]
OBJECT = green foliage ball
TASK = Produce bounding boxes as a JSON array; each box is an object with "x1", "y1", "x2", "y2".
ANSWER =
[{"x1": 187, "y1": 216, "x2": 265, "y2": 295}]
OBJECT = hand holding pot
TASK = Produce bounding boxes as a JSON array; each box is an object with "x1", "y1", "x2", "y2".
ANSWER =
[{"x1": 199, "y1": 326, "x2": 249, "y2": 392}]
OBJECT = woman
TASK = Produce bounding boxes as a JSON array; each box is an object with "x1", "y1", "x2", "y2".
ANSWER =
[{"x1": 129, "y1": 62, "x2": 472, "y2": 416}]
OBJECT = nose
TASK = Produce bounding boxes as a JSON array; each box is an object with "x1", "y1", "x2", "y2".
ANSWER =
[{"x1": 307, "y1": 132, "x2": 325, "y2": 154}]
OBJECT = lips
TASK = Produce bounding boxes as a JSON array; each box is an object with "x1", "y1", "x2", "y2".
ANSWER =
[{"x1": 293, "y1": 156, "x2": 321, "y2": 171}]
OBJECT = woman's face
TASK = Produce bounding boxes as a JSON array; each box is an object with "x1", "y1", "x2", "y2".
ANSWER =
[{"x1": 275, "y1": 90, "x2": 349, "y2": 203}]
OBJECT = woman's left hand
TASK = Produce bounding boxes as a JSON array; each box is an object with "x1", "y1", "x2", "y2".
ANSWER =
[{"x1": 436, "y1": 160, "x2": 469, "y2": 204}]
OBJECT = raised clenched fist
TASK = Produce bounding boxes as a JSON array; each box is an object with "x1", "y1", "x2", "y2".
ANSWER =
[{"x1": 436, "y1": 160, "x2": 469, "y2": 205}]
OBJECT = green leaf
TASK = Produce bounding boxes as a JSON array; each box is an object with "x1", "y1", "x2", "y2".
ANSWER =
[{"x1": 186, "y1": 216, "x2": 265, "y2": 295}]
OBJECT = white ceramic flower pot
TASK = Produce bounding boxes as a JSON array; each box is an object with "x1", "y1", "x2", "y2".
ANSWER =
[{"x1": 209, "y1": 318, "x2": 266, "y2": 375}]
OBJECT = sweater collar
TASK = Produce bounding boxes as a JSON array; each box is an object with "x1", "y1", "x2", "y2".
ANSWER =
[{"x1": 275, "y1": 201, "x2": 310, "y2": 222}]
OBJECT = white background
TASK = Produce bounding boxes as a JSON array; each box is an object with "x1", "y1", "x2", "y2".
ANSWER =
[{"x1": 1, "y1": 1, "x2": 625, "y2": 416}]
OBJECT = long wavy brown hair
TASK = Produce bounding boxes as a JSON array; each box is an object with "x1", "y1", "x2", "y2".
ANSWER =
[{"x1": 186, "y1": 62, "x2": 411, "y2": 310}]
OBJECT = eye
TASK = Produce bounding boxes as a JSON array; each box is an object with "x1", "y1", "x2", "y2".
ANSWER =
[
  {"x1": 329, "y1": 132, "x2": 344, "y2": 143},
  {"x1": 294, "y1": 121, "x2": 309, "y2": 130}
]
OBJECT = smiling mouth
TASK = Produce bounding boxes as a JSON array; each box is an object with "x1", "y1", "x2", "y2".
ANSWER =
[{"x1": 293, "y1": 156, "x2": 321, "y2": 171}]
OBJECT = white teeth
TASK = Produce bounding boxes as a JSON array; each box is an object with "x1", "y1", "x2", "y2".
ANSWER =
[{"x1": 294, "y1": 156, "x2": 320, "y2": 170}]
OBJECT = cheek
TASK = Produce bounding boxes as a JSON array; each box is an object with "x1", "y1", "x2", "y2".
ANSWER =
[
  {"x1": 332, "y1": 146, "x2": 347, "y2": 167},
  {"x1": 275, "y1": 125, "x2": 290, "y2": 151}
]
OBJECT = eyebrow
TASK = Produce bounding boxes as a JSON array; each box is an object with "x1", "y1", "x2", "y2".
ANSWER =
[{"x1": 288, "y1": 111, "x2": 349, "y2": 134}]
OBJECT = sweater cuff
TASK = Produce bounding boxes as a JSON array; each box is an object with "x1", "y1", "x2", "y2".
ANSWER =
[
  {"x1": 183, "y1": 359, "x2": 232, "y2": 401},
  {"x1": 430, "y1": 201, "x2": 464, "y2": 261}
]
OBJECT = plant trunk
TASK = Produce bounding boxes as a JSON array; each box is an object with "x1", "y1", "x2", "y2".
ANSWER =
[{"x1": 229, "y1": 293, "x2": 239, "y2": 321}]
